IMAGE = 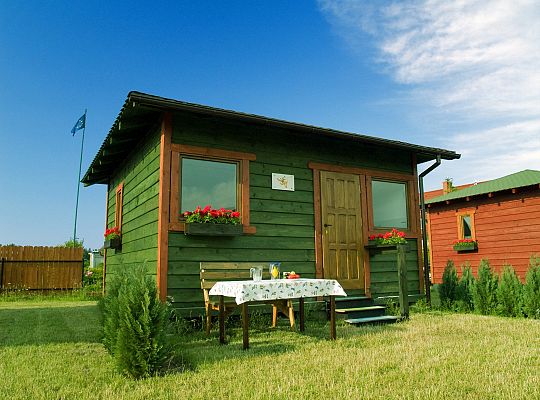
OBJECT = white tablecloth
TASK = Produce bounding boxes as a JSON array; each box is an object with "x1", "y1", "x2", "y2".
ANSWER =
[{"x1": 209, "y1": 278, "x2": 347, "y2": 304}]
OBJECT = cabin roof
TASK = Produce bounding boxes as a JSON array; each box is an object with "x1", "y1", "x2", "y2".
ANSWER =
[
  {"x1": 82, "y1": 91, "x2": 460, "y2": 186},
  {"x1": 426, "y1": 169, "x2": 540, "y2": 205}
]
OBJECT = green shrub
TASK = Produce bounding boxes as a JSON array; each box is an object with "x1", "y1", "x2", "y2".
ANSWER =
[
  {"x1": 472, "y1": 259, "x2": 498, "y2": 315},
  {"x1": 101, "y1": 266, "x2": 170, "y2": 378},
  {"x1": 82, "y1": 264, "x2": 103, "y2": 298},
  {"x1": 410, "y1": 297, "x2": 429, "y2": 313},
  {"x1": 438, "y1": 260, "x2": 458, "y2": 309},
  {"x1": 523, "y1": 255, "x2": 540, "y2": 319},
  {"x1": 100, "y1": 270, "x2": 126, "y2": 353},
  {"x1": 496, "y1": 265, "x2": 523, "y2": 317},
  {"x1": 456, "y1": 264, "x2": 474, "y2": 311}
]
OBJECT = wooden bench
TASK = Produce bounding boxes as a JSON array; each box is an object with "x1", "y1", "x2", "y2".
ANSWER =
[{"x1": 200, "y1": 262, "x2": 295, "y2": 334}]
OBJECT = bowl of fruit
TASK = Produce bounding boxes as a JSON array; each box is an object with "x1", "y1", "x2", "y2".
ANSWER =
[{"x1": 287, "y1": 271, "x2": 300, "y2": 279}]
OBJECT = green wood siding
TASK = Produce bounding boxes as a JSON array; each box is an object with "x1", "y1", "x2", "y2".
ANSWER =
[
  {"x1": 168, "y1": 114, "x2": 419, "y2": 313},
  {"x1": 105, "y1": 128, "x2": 161, "y2": 284},
  {"x1": 368, "y1": 240, "x2": 420, "y2": 297}
]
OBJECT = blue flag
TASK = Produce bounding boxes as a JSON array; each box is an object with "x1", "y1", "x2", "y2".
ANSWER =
[{"x1": 71, "y1": 113, "x2": 86, "y2": 136}]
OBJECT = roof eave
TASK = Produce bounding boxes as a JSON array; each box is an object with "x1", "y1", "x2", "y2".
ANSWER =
[
  {"x1": 82, "y1": 91, "x2": 461, "y2": 185},
  {"x1": 127, "y1": 91, "x2": 461, "y2": 162}
]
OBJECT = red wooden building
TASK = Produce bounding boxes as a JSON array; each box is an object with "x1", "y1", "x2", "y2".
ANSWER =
[{"x1": 425, "y1": 170, "x2": 540, "y2": 283}]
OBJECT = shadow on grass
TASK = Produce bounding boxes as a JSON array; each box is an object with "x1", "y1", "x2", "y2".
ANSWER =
[
  {"x1": 167, "y1": 312, "x2": 408, "y2": 370},
  {"x1": 0, "y1": 303, "x2": 102, "y2": 347}
]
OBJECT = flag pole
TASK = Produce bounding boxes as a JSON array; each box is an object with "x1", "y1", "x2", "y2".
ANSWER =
[{"x1": 73, "y1": 109, "x2": 87, "y2": 244}]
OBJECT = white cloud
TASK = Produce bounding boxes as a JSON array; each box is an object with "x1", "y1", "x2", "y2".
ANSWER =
[
  {"x1": 319, "y1": 0, "x2": 540, "y2": 187},
  {"x1": 436, "y1": 119, "x2": 540, "y2": 185}
]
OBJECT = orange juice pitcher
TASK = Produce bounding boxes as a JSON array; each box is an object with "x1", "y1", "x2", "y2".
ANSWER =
[{"x1": 269, "y1": 262, "x2": 281, "y2": 280}]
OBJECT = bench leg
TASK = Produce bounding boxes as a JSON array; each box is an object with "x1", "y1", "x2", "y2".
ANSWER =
[
  {"x1": 329, "y1": 296, "x2": 336, "y2": 340},
  {"x1": 205, "y1": 303, "x2": 212, "y2": 335},
  {"x1": 299, "y1": 298, "x2": 305, "y2": 332},
  {"x1": 271, "y1": 300, "x2": 296, "y2": 329},
  {"x1": 242, "y1": 302, "x2": 249, "y2": 350},
  {"x1": 287, "y1": 300, "x2": 295, "y2": 330},
  {"x1": 219, "y1": 296, "x2": 225, "y2": 344}
]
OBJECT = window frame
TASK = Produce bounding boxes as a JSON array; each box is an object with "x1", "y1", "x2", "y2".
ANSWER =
[
  {"x1": 369, "y1": 178, "x2": 410, "y2": 231},
  {"x1": 456, "y1": 210, "x2": 476, "y2": 240},
  {"x1": 366, "y1": 175, "x2": 417, "y2": 237},
  {"x1": 169, "y1": 144, "x2": 256, "y2": 234},
  {"x1": 114, "y1": 182, "x2": 124, "y2": 230},
  {"x1": 180, "y1": 156, "x2": 240, "y2": 213}
]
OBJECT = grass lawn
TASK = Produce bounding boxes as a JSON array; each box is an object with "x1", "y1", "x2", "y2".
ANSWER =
[{"x1": 0, "y1": 300, "x2": 539, "y2": 400}]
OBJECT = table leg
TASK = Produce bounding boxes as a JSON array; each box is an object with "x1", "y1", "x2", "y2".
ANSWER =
[
  {"x1": 242, "y1": 302, "x2": 249, "y2": 350},
  {"x1": 299, "y1": 298, "x2": 305, "y2": 332},
  {"x1": 219, "y1": 295, "x2": 225, "y2": 344},
  {"x1": 329, "y1": 296, "x2": 336, "y2": 340}
]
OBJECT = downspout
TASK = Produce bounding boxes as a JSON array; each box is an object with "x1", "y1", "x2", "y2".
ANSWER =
[{"x1": 418, "y1": 154, "x2": 441, "y2": 306}]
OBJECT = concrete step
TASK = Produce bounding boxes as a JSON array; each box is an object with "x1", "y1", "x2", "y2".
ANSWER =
[
  {"x1": 335, "y1": 305, "x2": 386, "y2": 319},
  {"x1": 334, "y1": 296, "x2": 373, "y2": 309},
  {"x1": 344, "y1": 315, "x2": 400, "y2": 326},
  {"x1": 373, "y1": 294, "x2": 424, "y2": 306}
]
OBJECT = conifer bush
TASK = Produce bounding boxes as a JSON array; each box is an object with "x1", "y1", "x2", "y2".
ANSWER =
[
  {"x1": 101, "y1": 265, "x2": 170, "y2": 378},
  {"x1": 496, "y1": 265, "x2": 523, "y2": 317},
  {"x1": 523, "y1": 255, "x2": 540, "y2": 319},
  {"x1": 456, "y1": 264, "x2": 474, "y2": 311},
  {"x1": 438, "y1": 260, "x2": 458, "y2": 309},
  {"x1": 472, "y1": 259, "x2": 498, "y2": 315},
  {"x1": 99, "y1": 268, "x2": 127, "y2": 352}
]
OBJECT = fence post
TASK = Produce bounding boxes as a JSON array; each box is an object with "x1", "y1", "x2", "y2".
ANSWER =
[
  {"x1": 0, "y1": 257, "x2": 4, "y2": 289},
  {"x1": 397, "y1": 244, "x2": 409, "y2": 319},
  {"x1": 81, "y1": 256, "x2": 85, "y2": 288}
]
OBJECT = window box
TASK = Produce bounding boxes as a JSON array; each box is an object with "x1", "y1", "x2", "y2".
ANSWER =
[
  {"x1": 365, "y1": 242, "x2": 410, "y2": 253},
  {"x1": 184, "y1": 223, "x2": 243, "y2": 236},
  {"x1": 453, "y1": 242, "x2": 477, "y2": 252},
  {"x1": 104, "y1": 237, "x2": 122, "y2": 250},
  {"x1": 169, "y1": 144, "x2": 256, "y2": 234}
]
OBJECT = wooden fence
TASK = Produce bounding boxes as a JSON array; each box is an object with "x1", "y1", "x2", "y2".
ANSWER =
[{"x1": 0, "y1": 246, "x2": 83, "y2": 290}]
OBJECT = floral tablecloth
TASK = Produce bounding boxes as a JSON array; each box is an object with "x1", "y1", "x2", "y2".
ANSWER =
[{"x1": 209, "y1": 278, "x2": 347, "y2": 304}]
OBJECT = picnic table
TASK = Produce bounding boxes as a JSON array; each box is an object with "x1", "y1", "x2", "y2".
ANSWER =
[{"x1": 209, "y1": 278, "x2": 347, "y2": 349}]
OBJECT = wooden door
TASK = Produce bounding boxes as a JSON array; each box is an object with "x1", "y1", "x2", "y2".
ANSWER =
[{"x1": 320, "y1": 171, "x2": 364, "y2": 290}]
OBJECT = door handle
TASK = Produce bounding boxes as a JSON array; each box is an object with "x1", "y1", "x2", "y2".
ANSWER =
[{"x1": 324, "y1": 224, "x2": 332, "y2": 227}]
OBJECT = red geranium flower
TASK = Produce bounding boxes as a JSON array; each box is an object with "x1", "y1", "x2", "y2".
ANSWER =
[
  {"x1": 369, "y1": 228, "x2": 406, "y2": 245},
  {"x1": 182, "y1": 205, "x2": 241, "y2": 225}
]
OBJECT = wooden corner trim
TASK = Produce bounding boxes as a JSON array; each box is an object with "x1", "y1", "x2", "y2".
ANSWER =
[
  {"x1": 312, "y1": 169, "x2": 323, "y2": 279},
  {"x1": 102, "y1": 183, "x2": 110, "y2": 295},
  {"x1": 157, "y1": 112, "x2": 172, "y2": 302}
]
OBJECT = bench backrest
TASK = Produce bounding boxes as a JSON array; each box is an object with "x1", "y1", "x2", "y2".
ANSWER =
[{"x1": 200, "y1": 262, "x2": 271, "y2": 289}]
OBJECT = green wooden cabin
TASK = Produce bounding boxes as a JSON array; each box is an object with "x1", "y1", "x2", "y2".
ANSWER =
[{"x1": 82, "y1": 92, "x2": 459, "y2": 314}]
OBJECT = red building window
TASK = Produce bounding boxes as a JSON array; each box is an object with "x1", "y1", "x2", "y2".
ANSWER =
[{"x1": 456, "y1": 210, "x2": 476, "y2": 240}]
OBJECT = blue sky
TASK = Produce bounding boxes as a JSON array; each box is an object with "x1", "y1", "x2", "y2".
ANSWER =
[{"x1": 1, "y1": 1, "x2": 539, "y2": 249}]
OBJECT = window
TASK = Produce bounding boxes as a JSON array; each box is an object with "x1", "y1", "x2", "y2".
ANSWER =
[
  {"x1": 169, "y1": 144, "x2": 256, "y2": 233},
  {"x1": 115, "y1": 183, "x2": 124, "y2": 229},
  {"x1": 181, "y1": 158, "x2": 238, "y2": 212},
  {"x1": 371, "y1": 180, "x2": 408, "y2": 229},
  {"x1": 461, "y1": 215, "x2": 472, "y2": 239},
  {"x1": 457, "y1": 211, "x2": 476, "y2": 240}
]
